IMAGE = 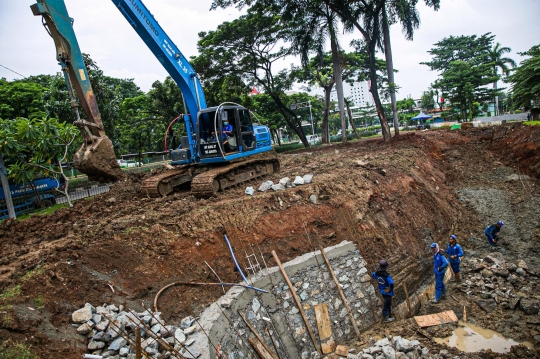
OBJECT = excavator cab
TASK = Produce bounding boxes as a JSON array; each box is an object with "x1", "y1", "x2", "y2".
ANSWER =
[{"x1": 195, "y1": 106, "x2": 257, "y2": 158}]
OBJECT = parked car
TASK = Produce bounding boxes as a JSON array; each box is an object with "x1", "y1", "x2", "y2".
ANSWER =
[
  {"x1": 307, "y1": 134, "x2": 320, "y2": 145},
  {"x1": 117, "y1": 159, "x2": 142, "y2": 168}
]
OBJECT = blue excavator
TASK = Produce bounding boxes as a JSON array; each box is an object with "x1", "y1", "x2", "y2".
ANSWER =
[{"x1": 31, "y1": 0, "x2": 278, "y2": 197}]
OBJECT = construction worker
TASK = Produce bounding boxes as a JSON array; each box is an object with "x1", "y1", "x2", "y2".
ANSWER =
[
  {"x1": 442, "y1": 234, "x2": 464, "y2": 282},
  {"x1": 485, "y1": 220, "x2": 504, "y2": 247},
  {"x1": 372, "y1": 260, "x2": 395, "y2": 322},
  {"x1": 431, "y1": 243, "x2": 448, "y2": 304}
]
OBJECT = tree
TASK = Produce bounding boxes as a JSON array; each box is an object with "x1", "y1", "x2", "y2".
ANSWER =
[
  {"x1": 506, "y1": 45, "x2": 540, "y2": 117},
  {"x1": 295, "y1": 54, "x2": 335, "y2": 143},
  {"x1": 0, "y1": 79, "x2": 47, "y2": 120},
  {"x1": 488, "y1": 43, "x2": 516, "y2": 115},
  {"x1": 0, "y1": 117, "x2": 79, "y2": 207},
  {"x1": 423, "y1": 34, "x2": 499, "y2": 121},
  {"x1": 284, "y1": 1, "x2": 349, "y2": 143},
  {"x1": 380, "y1": 0, "x2": 440, "y2": 136},
  {"x1": 193, "y1": 8, "x2": 311, "y2": 146},
  {"x1": 420, "y1": 90, "x2": 435, "y2": 112}
]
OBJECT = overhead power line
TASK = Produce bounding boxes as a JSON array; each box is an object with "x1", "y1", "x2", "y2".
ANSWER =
[{"x1": 0, "y1": 64, "x2": 26, "y2": 78}]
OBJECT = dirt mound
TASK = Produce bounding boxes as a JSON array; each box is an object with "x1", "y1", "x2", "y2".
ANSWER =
[{"x1": 0, "y1": 125, "x2": 539, "y2": 358}]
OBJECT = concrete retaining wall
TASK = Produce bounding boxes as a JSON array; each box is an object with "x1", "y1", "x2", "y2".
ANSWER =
[{"x1": 189, "y1": 241, "x2": 379, "y2": 359}]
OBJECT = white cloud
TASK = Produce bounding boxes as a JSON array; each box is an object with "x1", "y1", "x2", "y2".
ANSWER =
[{"x1": 0, "y1": 0, "x2": 539, "y2": 100}]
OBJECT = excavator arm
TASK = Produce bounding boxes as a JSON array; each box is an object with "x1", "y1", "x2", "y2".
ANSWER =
[{"x1": 31, "y1": 0, "x2": 123, "y2": 182}]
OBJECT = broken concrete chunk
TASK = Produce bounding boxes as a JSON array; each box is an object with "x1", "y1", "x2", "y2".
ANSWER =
[
  {"x1": 279, "y1": 177, "x2": 290, "y2": 186},
  {"x1": 245, "y1": 186, "x2": 255, "y2": 195},
  {"x1": 180, "y1": 316, "x2": 195, "y2": 328},
  {"x1": 303, "y1": 174, "x2": 313, "y2": 184},
  {"x1": 258, "y1": 180, "x2": 274, "y2": 192},
  {"x1": 309, "y1": 194, "x2": 318, "y2": 204},
  {"x1": 183, "y1": 324, "x2": 197, "y2": 335},
  {"x1": 517, "y1": 259, "x2": 528, "y2": 270},
  {"x1": 520, "y1": 298, "x2": 540, "y2": 315},
  {"x1": 395, "y1": 337, "x2": 415, "y2": 353},
  {"x1": 174, "y1": 328, "x2": 186, "y2": 343},
  {"x1": 293, "y1": 176, "x2": 305, "y2": 185},
  {"x1": 76, "y1": 322, "x2": 93, "y2": 335},
  {"x1": 72, "y1": 306, "x2": 93, "y2": 323},
  {"x1": 108, "y1": 337, "x2": 127, "y2": 351},
  {"x1": 271, "y1": 184, "x2": 286, "y2": 191},
  {"x1": 88, "y1": 340, "x2": 106, "y2": 350}
]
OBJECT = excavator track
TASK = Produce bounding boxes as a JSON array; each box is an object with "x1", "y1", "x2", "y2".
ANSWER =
[
  {"x1": 191, "y1": 152, "x2": 280, "y2": 198},
  {"x1": 141, "y1": 152, "x2": 280, "y2": 198},
  {"x1": 140, "y1": 168, "x2": 194, "y2": 197}
]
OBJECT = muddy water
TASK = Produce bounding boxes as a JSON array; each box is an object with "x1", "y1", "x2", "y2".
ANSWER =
[{"x1": 434, "y1": 321, "x2": 534, "y2": 353}]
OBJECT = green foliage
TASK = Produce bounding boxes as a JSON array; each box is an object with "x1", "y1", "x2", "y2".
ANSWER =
[
  {"x1": 0, "y1": 79, "x2": 47, "y2": 120},
  {"x1": 0, "y1": 344, "x2": 38, "y2": 359},
  {"x1": 506, "y1": 45, "x2": 540, "y2": 111},
  {"x1": 0, "y1": 117, "x2": 78, "y2": 184},
  {"x1": 423, "y1": 33, "x2": 499, "y2": 121},
  {"x1": 33, "y1": 295, "x2": 44, "y2": 310},
  {"x1": 420, "y1": 91, "x2": 435, "y2": 111},
  {"x1": 0, "y1": 285, "x2": 21, "y2": 302},
  {"x1": 524, "y1": 121, "x2": 540, "y2": 126},
  {"x1": 273, "y1": 142, "x2": 305, "y2": 153},
  {"x1": 20, "y1": 266, "x2": 43, "y2": 282}
]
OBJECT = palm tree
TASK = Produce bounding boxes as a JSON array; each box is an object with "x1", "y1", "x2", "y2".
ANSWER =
[
  {"x1": 381, "y1": 0, "x2": 440, "y2": 136},
  {"x1": 286, "y1": 2, "x2": 349, "y2": 143},
  {"x1": 489, "y1": 43, "x2": 516, "y2": 116}
]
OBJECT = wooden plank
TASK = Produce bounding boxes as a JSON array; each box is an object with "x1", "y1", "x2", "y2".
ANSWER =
[
  {"x1": 319, "y1": 246, "x2": 362, "y2": 339},
  {"x1": 335, "y1": 345, "x2": 350, "y2": 357},
  {"x1": 403, "y1": 283, "x2": 412, "y2": 315},
  {"x1": 314, "y1": 303, "x2": 332, "y2": 340},
  {"x1": 272, "y1": 250, "x2": 321, "y2": 355},
  {"x1": 239, "y1": 310, "x2": 278, "y2": 359},
  {"x1": 321, "y1": 337, "x2": 336, "y2": 354},
  {"x1": 414, "y1": 310, "x2": 458, "y2": 328},
  {"x1": 248, "y1": 336, "x2": 276, "y2": 359}
]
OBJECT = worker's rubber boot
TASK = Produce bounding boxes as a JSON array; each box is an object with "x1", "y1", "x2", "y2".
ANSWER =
[
  {"x1": 455, "y1": 273, "x2": 461, "y2": 283},
  {"x1": 384, "y1": 317, "x2": 395, "y2": 322}
]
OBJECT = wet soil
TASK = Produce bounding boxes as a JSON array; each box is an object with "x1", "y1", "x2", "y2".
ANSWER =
[{"x1": 0, "y1": 123, "x2": 539, "y2": 358}]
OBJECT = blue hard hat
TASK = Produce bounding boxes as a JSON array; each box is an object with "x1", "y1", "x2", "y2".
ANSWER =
[
  {"x1": 430, "y1": 243, "x2": 438, "y2": 248},
  {"x1": 497, "y1": 220, "x2": 505, "y2": 227},
  {"x1": 450, "y1": 234, "x2": 457, "y2": 240}
]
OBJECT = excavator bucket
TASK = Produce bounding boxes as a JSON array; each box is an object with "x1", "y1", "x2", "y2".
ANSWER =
[
  {"x1": 32, "y1": 0, "x2": 123, "y2": 183},
  {"x1": 73, "y1": 135, "x2": 123, "y2": 183}
]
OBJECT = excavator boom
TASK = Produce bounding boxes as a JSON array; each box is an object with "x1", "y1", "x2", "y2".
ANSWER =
[{"x1": 31, "y1": 0, "x2": 123, "y2": 183}]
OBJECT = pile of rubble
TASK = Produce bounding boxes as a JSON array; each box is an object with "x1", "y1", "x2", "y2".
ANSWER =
[
  {"x1": 71, "y1": 303, "x2": 201, "y2": 358},
  {"x1": 459, "y1": 252, "x2": 540, "y2": 314},
  {"x1": 349, "y1": 336, "x2": 450, "y2": 359},
  {"x1": 245, "y1": 174, "x2": 313, "y2": 195}
]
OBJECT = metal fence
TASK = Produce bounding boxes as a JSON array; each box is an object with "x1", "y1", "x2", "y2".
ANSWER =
[{"x1": 55, "y1": 184, "x2": 110, "y2": 204}]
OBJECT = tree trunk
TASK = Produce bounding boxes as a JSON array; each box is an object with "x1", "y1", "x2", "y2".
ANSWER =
[
  {"x1": 382, "y1": 6, "x2": 399, "y2": 137},
  {"x1": 322, "y1": 86, "x2": 332, "y2": 144},
  {"x1": 329, "y1": 29, "x2": 347, "y2": 144},
  {"x1": 270, "y1": 93, "x2": 309, "y2": 146},
  {"x1": 368, "y1": 40, "x2": 391, "y2": 141},
  {"x1": 345, "y1": 99, "x2": 360, "y2": 139},
  {"x1": 493, "y1": 80, "x2": 499, "y2": 116},
  {"x1": 0, "y1": 154, "x2": 15, "y2": 219}
]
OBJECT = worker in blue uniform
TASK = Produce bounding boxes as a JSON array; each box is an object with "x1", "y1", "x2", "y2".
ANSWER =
[
  {"x1": 431, "y1": 243, "x2": 448, "y2": 304},
  {"x1": 372, "y1": 260, "x2": 395, "y2": 322},
  {"x1": 222, "y1": 120, "x2": 233, "y2": 139},
  {"x1": 485, "y1": 220, "x2": 504, "y2": 248},
  {"x1": 442, "y1": 234, "x2": 464, "y2": 282}
]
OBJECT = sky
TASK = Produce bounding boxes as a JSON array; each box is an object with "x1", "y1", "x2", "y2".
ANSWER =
[{"x1": 0, "y1": 0, "x2": 539, "y2": 101}]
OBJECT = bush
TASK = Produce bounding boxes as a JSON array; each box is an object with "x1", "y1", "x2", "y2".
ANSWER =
[
  {"x1": 273, "y1": 142, "x2": 305, "y2": 153},
  {"x1": 0, "y1": 344, "x2": 38, "y2": 359}
]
